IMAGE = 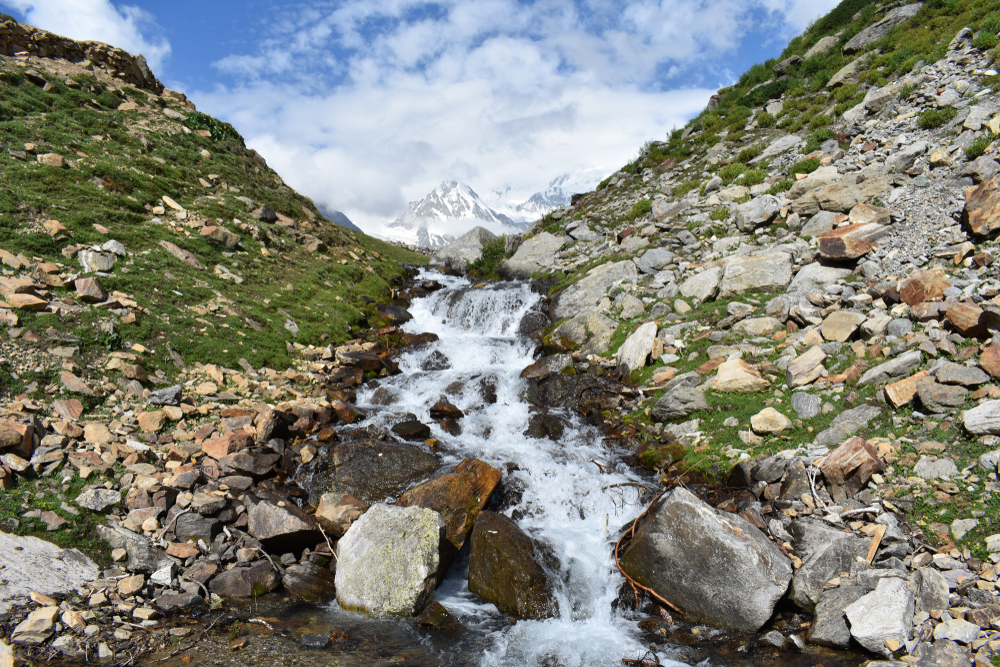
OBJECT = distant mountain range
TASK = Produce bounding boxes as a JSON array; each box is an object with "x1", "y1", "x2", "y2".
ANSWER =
[{"x1": 369, "y1": 173, "x2": 602, "y2": 248}]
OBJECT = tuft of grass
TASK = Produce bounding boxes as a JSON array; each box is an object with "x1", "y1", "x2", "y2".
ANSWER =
[
  {"x1": 743, "y1": 169, "x2": 767, "y2": 186},
  {"x1": 766, "y1": 178, "x2": 795, "y2": 195},
  {"x1": 737, "y1": 144, "x2": 763, "y2": 163},
  {"x1": 918, "y1": 107, "x2": 959, "y2": 129},
  {"x1": 673, "y1": 180, "x2": 700, "y2": 198},
  {"x1": 966, "y1": 134, "x2": 995, "y2": 161},
  {"x1": 719, "y1": 162, "x2": 747, "y2": 185},
  {"x1": 466, "y1": 236, "x2": 510, "y2": 279},
  {"x1": 974, "y1": 31, "x2": 1000, "y2": 51},
  {"x1": 789, "y1": 158, "x2": 822, "y2": 178},
  {"x1": 709, "y1": 206, "x2": 730, "y2": 221},
  {"x1": 627, "y1": 199, "x2": 653, "y2": 220},
  {"x1": 757, "y1": 112, "x2": 776, "y2": 128}
]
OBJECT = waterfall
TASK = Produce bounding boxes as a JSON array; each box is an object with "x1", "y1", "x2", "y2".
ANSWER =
[{"x1": 349, "y1": 270, "x2": 673, "y2": 667}]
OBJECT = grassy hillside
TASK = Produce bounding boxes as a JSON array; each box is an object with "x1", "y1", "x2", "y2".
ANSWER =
[{"x1": 0, "y1": 56, "x2": 424, "y2": 397}]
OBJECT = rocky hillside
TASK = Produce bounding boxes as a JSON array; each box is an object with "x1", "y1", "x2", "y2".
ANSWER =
[{"x1": 430, "y1": 0, "x2": 1000, "y2": 662}]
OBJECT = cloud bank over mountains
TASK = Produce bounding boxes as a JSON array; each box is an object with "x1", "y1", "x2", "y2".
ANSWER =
[{"x1": 3, "y1": 0, "x2": 840, "y2": 233}]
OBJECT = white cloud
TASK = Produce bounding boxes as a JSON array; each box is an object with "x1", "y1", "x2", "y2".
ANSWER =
[
  {"x1": 3, "y1": 0, "x2": 171, "y2": 72},
  {"x1": 196, "y1": 0, "x2": 841, "y2": 232}
]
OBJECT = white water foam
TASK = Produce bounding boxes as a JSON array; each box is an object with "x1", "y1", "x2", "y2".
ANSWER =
[{"x1": 353, "y1": 270, "x2": 680, "y2": 667}]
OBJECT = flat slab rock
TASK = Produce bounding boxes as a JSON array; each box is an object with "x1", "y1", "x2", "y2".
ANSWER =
[{"x1": 0, "y1": 531, "x2": 99, "y2": 613}]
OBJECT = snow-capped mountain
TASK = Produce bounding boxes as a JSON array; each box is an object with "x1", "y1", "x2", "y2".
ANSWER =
[{"x1": 377, "y1": 181, "x2": 526, "y2": 249}]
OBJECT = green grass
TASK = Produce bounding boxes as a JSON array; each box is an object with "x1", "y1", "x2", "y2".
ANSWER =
[
  {"x1": 627, "y1": 199, "x2": 653, "y2": 220},
  {"x1": 757, "y1": 112, "x2": 776, "y2": 129},
  {"x1": 709, "y1": 206, "x2": 730, "y2": 221},
  {"x1": 466, "y1": 236, "x2": 511, "y2": 279},
  {"x1": 975, "y1": 31, "x2": 1000, "y2": 50},
  {"x1": 788, "y1": 158, "x2": 822, "y2": 178},
  {"x1": 737, "y1": 144, "x2": 763, "y2": 163}
]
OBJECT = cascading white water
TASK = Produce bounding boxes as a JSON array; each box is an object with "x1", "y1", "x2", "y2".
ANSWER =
[{"x1": 351, "y1": 269, "x2": 684, "y2": 667}]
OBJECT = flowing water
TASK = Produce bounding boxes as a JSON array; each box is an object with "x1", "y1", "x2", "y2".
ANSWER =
[{"x1": 150, "y1": 270, "x2": 866, "y2": 667}]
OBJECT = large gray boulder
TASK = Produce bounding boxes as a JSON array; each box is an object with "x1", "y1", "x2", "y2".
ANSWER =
[
  {"x1": 428, "y1": 226, "x2": 497, "y2": 270},
  {"x1": 886, "y1": 141, "x2": 929, "y2": 173},
  {"x1": 0, "y1": 532, "x2": 99, "y2": 614},
  {"x1": 679, "y1": 266, "x2": 722, "y2": 304},
  {"x1": 335, "y1": 503, "x2": 445, "y2": 618},
  {"x1": 719, "y1": 253, "x2": 793, "y2": 299},
  {"x1": 964, "y1": 400, "x2": 1000, "y2": 435},
  {"x1": 651, "y1": 386, "x2": 708, "y2": 422},
  {"x1": 636, "y1": 248, "x2": 674, "y2": 274},
  {"x1": 788, "y1": 262, "x2": 853, "y2": 294},
  {"x1": 734, "y1": 196, "x2": 780, "y2": 232},
  {"x1": 551, "y1": 260, "x2": 638, "y2": 320},
  {"x1": 843, "y1": 577, "x2": 916, "y2": 655},
  {"x1": 750, "y1": 134, "x2": 800, "y2": 165},
  {"x1": 552, "y1": 309, "x2": 617, "y2": 355},
  {"x1": 499, "y1": 232, "x2": 565, "y2": 279},
  {"x1": 96, "y1": 524, "x2": 177, "y2": 574},
  {"x1": 814, "y1": 404, "x2": 881, "y2": 446},
  {"x1": 843, "y1": 3, "x2": 924, "y2": 54},
  {"x1": 618, "y1": 487, "x2": 792, "y2": 631},
  {"x1": 788, "y1": 521, "x2": 870, "y2": 611},
  {"x1": 800, "y1": 211, "x2": 842, "y2": 238},
  {"x1": 617, "y1": 322, "x2": 657, "y2": 374}
]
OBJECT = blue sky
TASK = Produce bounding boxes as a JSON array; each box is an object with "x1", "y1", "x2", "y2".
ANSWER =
[{"x1": 2, "y1": 0, "x2": 841, "y2": 231}]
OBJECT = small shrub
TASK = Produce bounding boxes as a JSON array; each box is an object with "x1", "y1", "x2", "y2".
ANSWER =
[
  {"x1": 757, "y1": 112, "x2": 776, "y2": 128},
  {"x1": 466, "y1": 236, "x2": 509, "y2": 278},
  {"x1": 974, "y1": 32, "x2": 999, "y2": 51},
  {"x1": 918, "y1": 107, "x2": 958, "y2": 130},
  {"x1": 966, "y1": 135, "x2": 994, "y2": 160},
  {"x1": 804, "y1": 127, "x2": 834, "y2": 153},
  {"x1": 834, "y1": 84, "x2": 860, "y2": 103},
  {"x1": 743, "y1": 169, "x2": 767, "y2": 186},
  {"x1": 719, "y1": 163, "x2": 747, "y2": 185},
  {"x1": 628, "y1": 199, "x2": 653, "y2": 219},
  {"x1": 709, "y1": 207, "x2": 730, "y2": 221},
  {"x1": 673, "y1": 180, "x2": 700, "y2": 198},
  {"x1": 809, "y1": 114, "x2": 832, "y2": 131},
  {"x1": 766, "y1": 178, "x2": 795, "y2": 195},
  {"x1": 898, "y1": 84, "x2": 917, "y2": 100},
  {"x1": 737, "y1": 145, "x2": 763, "y2": 163},
  {"x1": 788, "y1": 158, "x2": 822, "y2": 178},
  {"x1": 597, "y1": 176, "x2": 612, "y2": 191}
]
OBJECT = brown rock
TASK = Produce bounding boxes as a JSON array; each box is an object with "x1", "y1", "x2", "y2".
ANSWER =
[
  {"x1": 60, "y1": 371, "x2": 98, "y2": 396},
  {"x1": 43, "y1": 219, "x2": 67, "y2": 236},
  {"x1": 247, "y1": 490, "x2": 321, "y2": 550},
  {"x1": 429, "y1": 401, "x2": 464, "y2": 420},
  {"x1": 159, "y1": 240, "x2": 205, "y2": 270},
  {"x1": 200, "y1": 226, "x2": 240, "y2": 248},
  {"x1": 314, "y1": 492, "x2": 367, "y2": 538},
  {"x1": 981, "y1": 345, "x2": 1000, "y2": 378},
  {"x1": 910, "y1": 301, "x2": 945, "y2": 321},
  {"x1": 817, "y1": 223, "x2": 889, "y2": 259},
  {"x1": 51, "y1": 398, "x2": 83, "y2": 421},
  {"x1": 819, "y1": 436, "x2": 885, "y2": 500},
  {"x1": 117, "y1": 574, "x2": 145, "y2": 597},
  {"x1": 74, "y1": 277, "x2": 107, "y2": 303},
  {"x1": 7, "y1": 293, "x2": 47, "y2": 311},
  {"x1": 900, "y1": 268, "x2": 951, "y2": 306},
  {"x1": 963, "y1": 178, "x2": 1000, "y2": 236},
  {"x1": 848, "y1": 203, "x2": 890, "y2": 226},
  {"x1": 137, "y1": 411, "x2": 166, "y2": 433},
  {"x1": 946, "y1": 302, "x2": 988, "y2": 338},
  {"x1": 37, "y1": 153, "x2": 64, "y2": 167},
  {"x1": 282, "y1": 561, "x2": 337, "y2": 604},
  {"x1": 884, "y1": 371, "x2": 929, "y2": 408},
  {"x1": 165, "y1": 542, "x2": 200, "y2": 559},
  {"x1": 200, "y1": 430, "x2": 252, "y2": 460},
  {"x1": 398, "y1": 458, "x2": 502, "y2": 562},
  {"x1": 330, "y1": 400, "x2": 361, "y2": 424}
]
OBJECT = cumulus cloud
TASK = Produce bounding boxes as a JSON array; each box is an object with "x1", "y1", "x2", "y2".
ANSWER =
[
  {"x1": 3, "y1": 0, "x2": 171, "y2": 72},
  {"x1": 195, "y1": 0, "x2": 840, "y2": 231}
]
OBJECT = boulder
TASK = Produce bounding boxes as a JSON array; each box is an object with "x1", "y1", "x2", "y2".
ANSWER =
[
  {"x1": 521, "y1": 354, "x2": 574, "y2": 379},
  {"x1": 74, "y1": 277, "x2": 107, "y2": 303},
  {"x1": 965, "y1": 400, "x2": 1000, "y2": 435},
  {"x1": 821, "y1": 311, "x2": 866, "y2": 342},
  {"x1": 377, "y1": 305, "x2": 412, "y2": 324},
  {"x1": 843, "y1": 3, "x2": 923, "y2": 54},
  {"x1": 551, "y1": 260, "x2": 638, "y2": 320},
  {"x1": 733, "y1": 317, "x2": 782, "y2": 336},
  {"x1": 959, "y1": 155, "x2": 1000, "y2": 183},
  {"x1": 499, "y1": 232, "x2": 564, "y2": 279},
  {"x1": 322, "y1": 439, "x2": 439, "y2": 505},
  {"x1": 75, "y1": 488, "x2": 120, "y2": 512},
  {"x1": 734, "y1": 196, "x2": 780, "y2": 232},
  {"x1": 858, "y1": 350, "x2": 923, "y2": 386},
  {"x1": 96, "y1": 524, "x2": 175, "y2": 574},
  {"x1": 787, "y1": 262, "x2": 853, "y2": 293},
  {"x1": 916, "y1": 380, "x2": 968, "y2": 413},
  {"x1": 200, "y1": 225, "x2": 240, "y2": 248},
  {"x1": 173, "y1": 513, "x2": 221, "y2": 544},
  {"x1": 315, "y1": 492, "x2": 368, "y2": 538},
  {"x1": 791, "y1": 392, "x2": 822, "y2": 419},
  {"x1": 886, "y1": 141, "x2": 928, "y2": 174},
  {"x1": 808, "y1": 586, "x2": 867, "y2": 648},
  {"x1": 804, "y1": 35, "x2": 839, "y2": 59},
  {"x1": 786, "y1": 345, "x2": 827, "y2": 388},
  {"x1": 209, "y1": 561, "x2": 280, "y2": 598},
  {"x1": 552, "y1": 309, "x2": 617, "y2": 355},
  {"x1": 818, "y1": 223, "x2": 889, "y2": 260},
  {"x1": 679, "y1": 267, "x2": 723, "y2": 304},
  {"x1": 913, "y1": 566, "x2": 950, "y2": 612},
  {"x1": 787, "y1": 168, "x2": 841, "y2": 201},
  {"x1": 750, "y1": 134, "x2": 800, "y2": 165},
  {"x1": 788, "y1": 521, "x2": 870, "y2": 611},
  {"x1": 0, "y1": 533, "x2": 98, "y2": 614},
  {"x1": 247, "y1": 490, "x2": 322, "y2": 551},
  {"x1": 718, "y1": 253, "x2": 792, "y2": 298},
  {"x1": 468, "y1": 511, "x2": 556, "y2": 620},
  {"x1": 713, "y1": 358, "x2": 770, "y2": 393},
  {"x1": 913, "y1": 456, "x2": 958, "y2": 481},
  {"x1": 636, "y1": 248, "x2": 674, "y2": 274},
  {"x1": 651, "y1": 386, "x2": 708, "y2": 421},
  {"x1": 429, "y1": 226, "x2": 498, "y2": 270},
  {"x1": 619, "y1": 487, "x2": 792, "y2": 631},
  {"x1": 751, "y1": 407, "x2": 792, "y2": 434},
  {"x1": 616, "y1": 322, "x2": 658, "y2": 374},
  {"x1": 915, "y1": 640, "x2": 973, "y2": 667},
  {"x1": 397, "y1": 458, "x2": 502, "y2": 562},
  {"x1": 963, "y1": 178, "x2": 1000, "y2": 236},
  {"x1": 843, "y1": 577, "x2": 916, "y2": 655},
  {"x1": 336, "y1": 504, "x2": 445, "y2": 618},
  {"x1": 900, "y1": 268, "x2": 951, "y2": 306},
  {"x1": 11, "y1": 606, "x2": 59, "y2": 645}
]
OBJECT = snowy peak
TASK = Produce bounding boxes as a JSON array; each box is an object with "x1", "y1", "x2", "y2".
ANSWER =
[{"x1": 390, "y1": 181, "x2": 516, "y2": 228}]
